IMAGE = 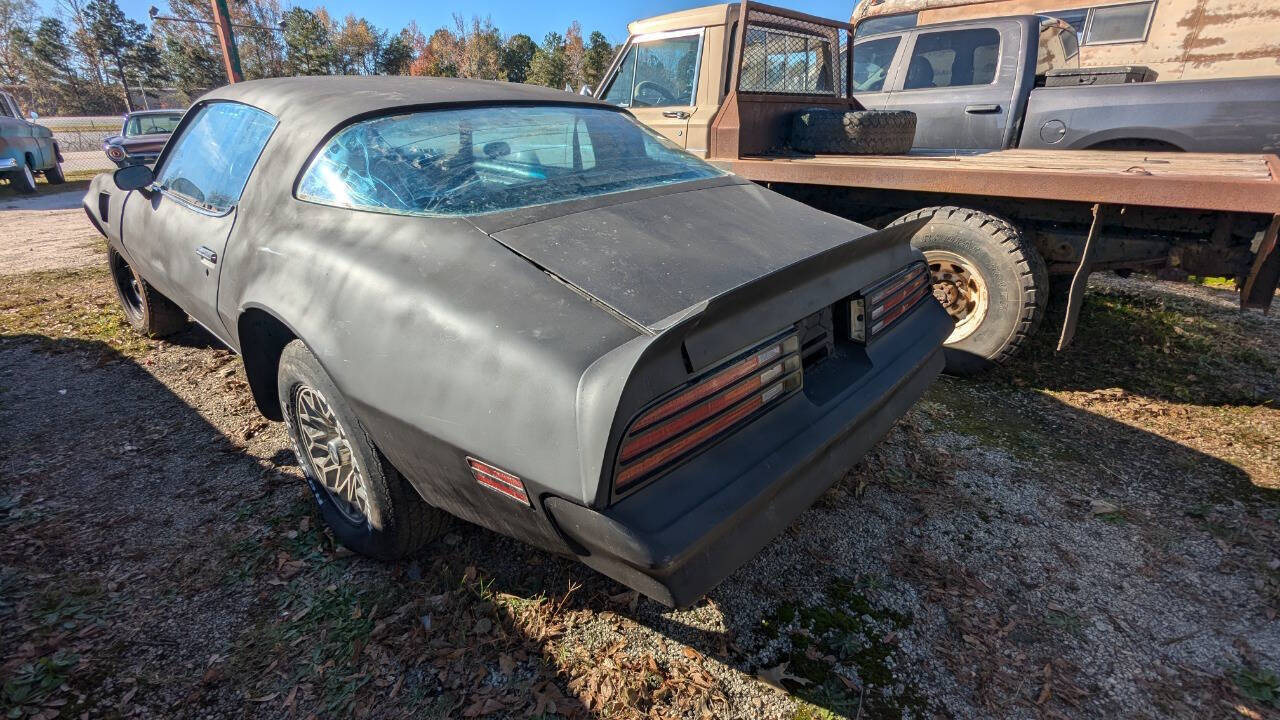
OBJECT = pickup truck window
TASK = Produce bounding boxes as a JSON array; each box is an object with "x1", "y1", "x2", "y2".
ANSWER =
[
  {"x1": 740, "y1": 25, "x2": 840, "y2": 95},
  {"x1": 296, "y1": 105, "x2": 723, "y2": 218},
  {"x1": 155, "y1": 102, "x2": 277, "y2": 213},
  {"x1": 855, "y1": 12, "x2": 917, "y2": 38},
  {"x1": 1083, "y1": 1, "x2": 1154, "y2": 44},
  {"x1": 853, "y1": 36, "x2": 901, "y2": 92},
  {"x1": 601, "y1": 33, "x2": 701, "y2": 108},
  {"x1": 903, "y1": 28, "x2": 1000, "y2": 90}
]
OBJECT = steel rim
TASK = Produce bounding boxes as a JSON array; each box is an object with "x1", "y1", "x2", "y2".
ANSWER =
[
  {"x1": 291, "y1": 385, "x2": 370, "y2": 525},
  {"x1": 925, "y1": 250, "x2": 989, "y2": 343},
  {"x1": 113, "y1": 258, "x2": 144, "y2": 319}
]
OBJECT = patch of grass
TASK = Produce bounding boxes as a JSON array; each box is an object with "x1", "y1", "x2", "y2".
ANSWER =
[
  {"x1": 761, "y1": 578, "x2": 923, "y2": 719},
  {"x1": 1043, "y1": 610, "x2": 1086, "y2": 635},
  {"x1": 0, "y1": 266, "x2": 151, "y2": 358},
  {"x1": 924, "y1": 379, "x2": 1082, "y2": 464},
  {"x1": 2, "y1": 650, "x2": 80, "y2": 715},
  {"x1": 1187, "y1": 275, "x2": 1236, "y2": 290},
  {"x1": 1232, "y1": 666, "x2": 1279, "y2": 708}
]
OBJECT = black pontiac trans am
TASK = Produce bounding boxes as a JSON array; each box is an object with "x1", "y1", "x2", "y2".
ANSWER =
[{"x1": 83, "y1": 76, "x2": 951, "y2": 607}]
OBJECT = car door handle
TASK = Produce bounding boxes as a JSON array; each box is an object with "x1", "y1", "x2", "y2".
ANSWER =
[
  {"x1": 196, "y1": 246, "x2": 217, "y2": 264},
  {"x1": 964, "y1": 104, "x2": 1001, "y2": 114},
  {"x1": 662, "y1": 110, "x2": 691, "y2": 119}
]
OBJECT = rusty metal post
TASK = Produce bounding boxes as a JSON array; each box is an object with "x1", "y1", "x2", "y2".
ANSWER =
[
  {"x1": 211, "y1": 0, "x2": 243, "y2": 83},
  {"x1": 1057, "y1": 203, "x2": 1107, "y2": 351},
  {"x1": 1241, "y1": 213, "x2": 1280, "y2": 313}
]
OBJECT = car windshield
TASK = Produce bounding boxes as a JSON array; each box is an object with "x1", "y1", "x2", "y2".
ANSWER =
[
  {"x1": 297, "y1": 105, "x2": 724, "y2": 217},
  {"x1": 125, "y1": 113, "x2": 183, "y2": 136}
]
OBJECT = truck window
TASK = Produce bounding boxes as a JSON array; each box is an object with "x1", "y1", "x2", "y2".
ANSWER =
[
  {"x1": 855, "y1": 12, "x2": 918, "y2": 38},
  {"x1": 601, "y1": 33, "x2": 701, "y2": 108},
  {"x1": 1044, "y1": 8, "x2": 1088, "y2": 35},
  {"x1": 740, "y1": 25, "x2": 841, "y2": 95},
  {"x1": 0, "y1": 98, "x2": 13, "y2": 118},
  {"x1": 1037, "y1": 19, "x2": 1080, "y2": 74},
  {"x1": 1083, "y1": 1, "x2": 1154, "y2": 44},
  {"x1": 903, "y1": 28, "x2": 1000, "y2": 90},
  {"x1": 852, "y1": 36, "x2": 900, "y2": 92}
]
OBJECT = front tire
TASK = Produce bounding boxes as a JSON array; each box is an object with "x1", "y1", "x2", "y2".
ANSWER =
[
  {"x1": 107, "y1": 248, "x2": 189, "y2": 337},
  {"x1": 44, "y1": 162, "x2": 66, "y2": 185},
  {"x1": 889, "y1": 206, "x2": 1048, "y2": 375},
  {"x1": 10, "y1": 161, "x2": 36, "y2": 193},
  {"x1": 277, "y1": 340, "x2": 448, "y2": 560}
]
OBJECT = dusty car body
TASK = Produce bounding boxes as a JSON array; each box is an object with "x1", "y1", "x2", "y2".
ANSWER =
[
  {"x1": 0, "y1": 90, "x2": 64, "y2": 192},
  {"x1": 102, "y1": 110, "x2": 183, "y2": 167},
  {"x1": 83, "y1": 76, "x2": 950, "y2": 607}
]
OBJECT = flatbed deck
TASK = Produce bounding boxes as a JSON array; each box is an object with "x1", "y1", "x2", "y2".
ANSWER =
[{"x1": 723, "y1": 149, "x2": 1280, "y2": 215}]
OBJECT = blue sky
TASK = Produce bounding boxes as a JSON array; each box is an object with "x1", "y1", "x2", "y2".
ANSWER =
[{"x1": 38, "y1": 0, "x2": 862, "y2": 44}]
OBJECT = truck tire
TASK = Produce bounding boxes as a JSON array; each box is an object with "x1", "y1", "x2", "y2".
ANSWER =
[
  {"x1": 108, "y1": 248, "x2": 189, "y2": 337},
  {"x1": 44, "y1": 162, "x2": 66, "y2": 185},
  {"x1": 791, "y1": 109, "x2": 916, "y2": 155},
  {"x1": 889, "y1": 207, "x2": 1048, "y2": 375},
  {"x1": 277, "y1": 340, "x2": 450, "y2": 560},
  {"x1": 10, "y1": 161, "x2": 36, "y2": 193}
]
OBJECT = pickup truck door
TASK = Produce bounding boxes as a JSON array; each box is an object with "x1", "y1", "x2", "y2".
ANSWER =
[
  {"x1": 880, "y1": 22, "x2": 1022, "y2": 151},
  {"x1": 851, "y1": 32, "x2": 909, "y2": 111},
  {"x1": 598, "y1": 29, "x2": 705, "y2": 148},
  {"x1": 119, "y1": 102, "x2": 277, "y2": 342}
]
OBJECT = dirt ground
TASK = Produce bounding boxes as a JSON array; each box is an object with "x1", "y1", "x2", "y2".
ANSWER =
[
  {"x1": 0, "y1": 183, "x2": 101, "y2": 275},
  {"x1": 2, "y1": 206, "x2": 1278, "y2": 720}
]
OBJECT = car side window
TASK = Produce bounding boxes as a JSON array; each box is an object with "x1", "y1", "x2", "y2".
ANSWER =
[
  {"x1": 154, "y1": 102, "x2": 277, "y2": 213},
  {"x1": 0, "y1": 97, "x2": 13, "y2": 118},
  {"x1": 852, "y1": 36, "x2": 901, "y2": 92},
  {"x1": 903, "y1": 28, "x2": 1000, "y2": 90},
  {"x1": 602, "y1": 33, "x2": 701, "y2": 108}
]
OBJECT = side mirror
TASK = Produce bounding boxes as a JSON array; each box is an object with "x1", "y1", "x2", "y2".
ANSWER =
[
  {"x1": 114, "y1": 164, "x2": 155, "y2": 192},
  {"x1": 27, "y1": 110, "x2": 38, "y2": 121}
]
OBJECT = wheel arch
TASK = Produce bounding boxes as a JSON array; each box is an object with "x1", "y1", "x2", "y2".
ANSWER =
[{"x1": 238, "y1": 306, "x2": 300, "y2": 421}]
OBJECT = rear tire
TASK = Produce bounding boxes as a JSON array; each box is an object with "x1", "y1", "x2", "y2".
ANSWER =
[
  {"x1": 10, "y1": 161, "x2": 36, "y2": 193},
  {"x1": 277, "y1": 340, "x2": 449, "y2": 560},
  {"x1": 107, "y1": 248, "x2": 189, "y2": 337},
  {"x1": 791, "y1": 109, "x2": 916, "y2": 155},
  {"x1": 889, "y1": 206, "x2": 1048, "y2": 375},
  {"x1": 44, "y1": 162, "x2": 66, "y2": 185}
]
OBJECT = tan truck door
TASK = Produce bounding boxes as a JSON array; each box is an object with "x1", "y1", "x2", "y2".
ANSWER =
[{"x1": 597, "y1": 28, "x2": 705, "y2": 148}]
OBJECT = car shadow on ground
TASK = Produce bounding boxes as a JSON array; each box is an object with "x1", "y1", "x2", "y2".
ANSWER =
[{"x1": 3, "y1": 307, "x2": 1276, "y2": 718}]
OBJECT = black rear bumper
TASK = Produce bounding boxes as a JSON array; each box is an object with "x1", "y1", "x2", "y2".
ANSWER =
[{"x1": 544, "y1": 307, "x2": 947, "y2": 607}]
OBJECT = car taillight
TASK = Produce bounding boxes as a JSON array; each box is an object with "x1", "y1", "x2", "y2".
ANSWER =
[
  {"x1": 851, "y1": 261, "x2": 931, "y2": 341},
  {"x1": 106, "y1": 146, "x2": 126, "y2": 160},
  {"x1": 615, "y1": 335, "x2": 802, "y2": 493}
]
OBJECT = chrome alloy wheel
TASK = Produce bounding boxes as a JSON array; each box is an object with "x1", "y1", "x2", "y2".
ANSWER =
[
  {"x1": 291, "y1": 385, "x2": 370, "y2": 525},
  {"x1": 925, "y1": 249, "x2": 989, "y2": 344}
]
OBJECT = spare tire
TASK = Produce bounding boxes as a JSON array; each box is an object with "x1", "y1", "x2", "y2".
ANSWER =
[{"x1": 790, "y1": 109, "x2": 916, "y2": 155}]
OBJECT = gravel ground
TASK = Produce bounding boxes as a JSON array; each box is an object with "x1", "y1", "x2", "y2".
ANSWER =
[
  {"x1": 1, "y1": 186, "x2": 102, "y2": 275},
  {"x1": 2, "y1": 219, "x2": 1278, "y2": 719}
]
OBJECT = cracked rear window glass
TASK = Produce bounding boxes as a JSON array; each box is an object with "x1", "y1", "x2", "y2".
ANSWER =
[{"x1": 296, "y1": 105, "x2": 723, "y2": 217}]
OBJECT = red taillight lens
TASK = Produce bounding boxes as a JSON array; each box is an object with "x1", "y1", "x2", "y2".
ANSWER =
[
  {"x1": 467, "y1": 457, "x2": 530, "y2": 505},
  {"x1": 107, "y1": 146, "x2": 126, "y2": 160},
  {"x1": 858, "y1": 262, "x2": 931, "y2": 339},
  {"x1": 615, "y1": 335, "x2": 802, "y2": 493}
]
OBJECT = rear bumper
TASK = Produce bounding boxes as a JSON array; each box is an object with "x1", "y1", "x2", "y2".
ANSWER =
[{"x1": 545, "y1": 306, "x2": 948, "y2": 607}]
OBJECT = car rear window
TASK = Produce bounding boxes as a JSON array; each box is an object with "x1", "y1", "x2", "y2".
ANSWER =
[
  {"x1": 125, "y1": 113, "x2": 184, "y2": 136},
  {"x1": 296, "y1": 105, "x2": 723, "y2": 217}
]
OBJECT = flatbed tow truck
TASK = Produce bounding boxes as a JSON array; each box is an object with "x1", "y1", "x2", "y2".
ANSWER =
[{"x1": 597, "y1": 2, "x2": 1280, "y2": 372}]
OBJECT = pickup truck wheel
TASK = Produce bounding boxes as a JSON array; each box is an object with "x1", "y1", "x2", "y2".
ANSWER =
[
  {"x1": 791, "y1": 109, "x2": 916, "y2": 155},
  {"x1": 44, "y1": 162, "x2": 66, "y2": 184},
  {"x1": 890, "y1": 207, "x2": 1048, "y2": 375},
  {"x1": 278, "y1": 340, "x2": 449, "y2": 560},
  {"x1": 10, "y1": 162, "x2": 36, "y2": 193},
  {"x1": 107, "y1": 248, "x2": 189, "y2": 337}
]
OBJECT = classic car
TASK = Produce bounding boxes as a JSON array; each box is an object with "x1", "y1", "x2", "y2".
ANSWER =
[
  {"x1": 1, "y1": 90, "x2": 64, "y2": 193},
  {"x1": 102, "y1": 109, "x2": 184, "y2": 167},
  {"x1": 83, "y1": 77, "x2": 951, "y2": 607}
]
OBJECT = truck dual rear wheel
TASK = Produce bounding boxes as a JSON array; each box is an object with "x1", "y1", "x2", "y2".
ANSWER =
[
  {"x1": 889, "y1": 207, "x2": 1048, "y2": 375},
  {"x1": 10, "y1": 161, "x2": 36, "y2": 193},
  {"x1": 277, "y1": 340, "x2": 449, "y2": 560}
]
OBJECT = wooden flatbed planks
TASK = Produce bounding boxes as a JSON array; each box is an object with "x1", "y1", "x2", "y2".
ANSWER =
[{"x1": 727, "y1": 149, "x2": 1280, "y2": 214}]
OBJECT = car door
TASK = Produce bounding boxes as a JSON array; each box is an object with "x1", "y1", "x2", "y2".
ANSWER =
[
  {"x1": 598, "y1": 29, "x2": 704, "y2": 148},
  {"x1": 120, "y1": 101, "x2": 277, "y2": 341},
  {"x1": 881, "y1": 24, "x2": 1019, "y2": 151},
  {"x1": 851, "y1": 32, "x2": 908, "y2": 110}
]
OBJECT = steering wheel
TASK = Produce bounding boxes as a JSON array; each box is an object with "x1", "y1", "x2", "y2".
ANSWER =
[{"x1": 634, "y1": 80, "x2": 678, "y2": 106}]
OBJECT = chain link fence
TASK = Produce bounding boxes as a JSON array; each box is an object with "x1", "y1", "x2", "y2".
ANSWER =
[{"x1": 44, "y1": 116, "x2": 122, "y2": 176}]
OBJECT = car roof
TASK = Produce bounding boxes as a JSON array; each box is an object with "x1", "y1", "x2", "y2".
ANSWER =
[{"x1": 200, "y1": 76, "x2": 611, "y2": 129}]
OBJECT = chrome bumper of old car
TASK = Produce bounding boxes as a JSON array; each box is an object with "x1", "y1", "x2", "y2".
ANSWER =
[{"x1": 0, "y1": 157, "x2": 17, "y2": 171}]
